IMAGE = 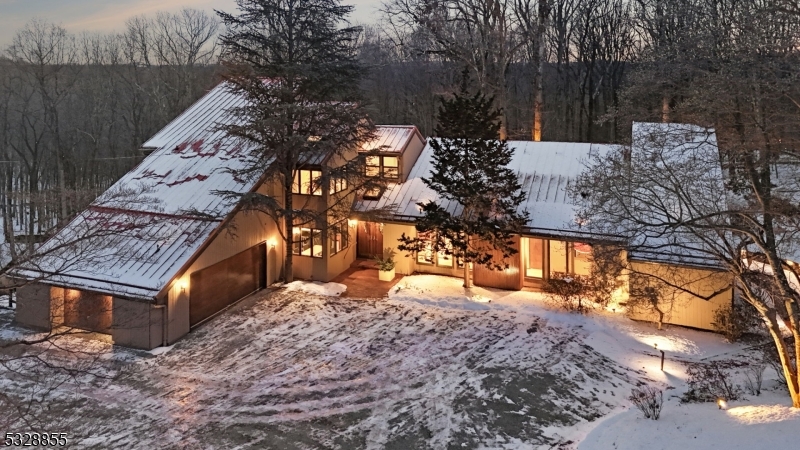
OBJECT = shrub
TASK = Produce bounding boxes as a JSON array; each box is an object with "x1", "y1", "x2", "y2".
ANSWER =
[
  {"x1": 744, "y1": 358, "x2": 766, "y2": 396},
  {"x1": 681, "y1": 360, "x2": 742, "y2": 403},
  {"x1": 628, "y1": 385, "x2": 663, "y2": 420},
  {"x1": 711, "y1": 300, "x2": 761, "y2": 342},
  {"x1": 542, "y1": 273, "x2": 591, "y2": 313}
]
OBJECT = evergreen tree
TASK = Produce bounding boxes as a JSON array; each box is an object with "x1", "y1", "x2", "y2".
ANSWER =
[
  {"x1": 215, "y1": 0, "x2": 377, "y2": 282},
  {"x1": 398, "y1": 75, "x2": 528, "y2": 288}
]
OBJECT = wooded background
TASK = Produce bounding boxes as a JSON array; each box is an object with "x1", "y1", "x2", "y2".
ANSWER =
[{"x1": 1, "y1": 0, "x2": 795, "y2": 253}]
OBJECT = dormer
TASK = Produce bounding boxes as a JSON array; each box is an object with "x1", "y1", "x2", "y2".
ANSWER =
[{"x1": 360, "y1": 126, "x2": 426, "y2": 185}]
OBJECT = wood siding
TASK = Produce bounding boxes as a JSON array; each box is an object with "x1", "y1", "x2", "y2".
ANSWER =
[
  {"x1": 473, "y1": 236, "x2": 523, "y2": 290},
  {"x1": 357, "y1": 222, "x2": 384, "y2": 258}
]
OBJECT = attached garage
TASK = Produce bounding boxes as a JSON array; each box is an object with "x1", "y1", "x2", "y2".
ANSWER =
[
  {"x1": 189, "y1": 243, "x2": 266, "y2": 326},
  {"x1": 61, "y1": 289, "x2": 113, "y2": 334}
]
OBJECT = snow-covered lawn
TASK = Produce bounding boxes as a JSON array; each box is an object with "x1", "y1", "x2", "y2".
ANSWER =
[{"x1": 0, "y1": 274, "x2": 798, "y2": 449}]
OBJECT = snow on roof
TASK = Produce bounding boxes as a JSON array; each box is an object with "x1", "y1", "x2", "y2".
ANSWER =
[
  {"x1": 12, "y1": 83, "x2": 254, "y2": 299},
  {"x1": 11, "y1": 81, "x2": 421, "y2": 300},
  {"x1": 361, "y1": 125, "x2": 422, "y2": 154},
  {"x1": 625, "y1": 122, "x2": 727, "y2": 268},
  {"x1": 361, "y1": 139, "x2": 615, "y2": 238}
]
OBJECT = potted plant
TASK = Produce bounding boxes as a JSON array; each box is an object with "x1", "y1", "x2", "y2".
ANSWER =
[{"x1": 376, "y1": 248, "x2": 396, "y2": 281}]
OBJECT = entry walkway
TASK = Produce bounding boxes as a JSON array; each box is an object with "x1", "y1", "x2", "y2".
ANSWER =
[{"x1": 331, "y1": 261, "x2": 403, "y2": 298}]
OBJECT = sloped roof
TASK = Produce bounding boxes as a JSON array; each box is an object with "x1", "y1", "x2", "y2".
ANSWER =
[
  {"x1": 361, "y1": 139, "x2": 615, "y2": 239},
  {"x1": 12, "y1": 82, "x2": 420, "y2": 300},
  {"x1": 361, "y1": 125, "x2": 422, "y2": 154}
]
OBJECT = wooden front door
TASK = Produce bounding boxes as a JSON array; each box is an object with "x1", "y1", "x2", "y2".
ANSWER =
[
  {"x1": 357, "y1": 222, "x2": 384, "y2": 258},
  {"x1": 189, "y1": 243, "x2": 266, "y2": 326}
]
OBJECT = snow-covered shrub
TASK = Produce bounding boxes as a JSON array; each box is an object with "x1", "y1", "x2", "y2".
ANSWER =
[
  {"x1": 711, "y1": 301, "x2": 761, "y2": 342},
  {"x1": 682, "y1": 360, "x2": 742, "y2": 403},
  {"x1": 542, "y1": 273, "x2": 592, "y2": 313},
  {"x1": 628, "y1": 385, "x2": 663, "y2": 420},
  {"x1": 761, "y1": 338, "x2": 795, "y2": 389}
]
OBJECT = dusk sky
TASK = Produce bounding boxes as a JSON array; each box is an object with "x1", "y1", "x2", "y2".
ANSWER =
[{"x1": 0, "y1": 0, "x2": 382, "y2": 47}]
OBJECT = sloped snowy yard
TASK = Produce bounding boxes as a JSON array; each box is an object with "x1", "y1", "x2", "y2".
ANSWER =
[{"x1": 1, "y1": 274, "x2": 798, "y2": 449}]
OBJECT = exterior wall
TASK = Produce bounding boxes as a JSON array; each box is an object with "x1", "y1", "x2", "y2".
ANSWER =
[
  {"x1": 112, "y1": 297, "x2": 163, "y2": 350},
  {"x1": 166, "y1": 282, "x2": 190, "y2": 344},
  {"x1": 326, "y1": 223, "x2": 357, "y2": 281},
  {"x1": 14, "y1": 283, "x2": 57, "y2": 330},
  {"x1": 627, "y1": 261, "x2": 733, "y2": 330},
  {"x1": 62, "y1": 289, "x2": 113, "y2": 334},
  {"x1": 473, "y1": 235, "x2": 523, "y2": 290},
  {"x1": 400, "y1": 133, "x2": 426, "y2": 182},
  {"x1": 382, "y1": 222, "x2": 417, "y2": 275}
]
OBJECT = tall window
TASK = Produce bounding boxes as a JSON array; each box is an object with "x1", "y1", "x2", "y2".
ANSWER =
[
  {"x1": 523, "y1": 238, "x2": 592, "y2": 279},
  {"x1": 292, "y1": 227, "x2": 322, "y2": 257},
  {"x1": 328, "y1": 221, "x2": 350, "y2": 255},
  {"x1": 292, "y1": 169, "x2": 322, "y2": 195},
  {"x1": 365, "y1": 155, "x2": 400, "y2": 179}
]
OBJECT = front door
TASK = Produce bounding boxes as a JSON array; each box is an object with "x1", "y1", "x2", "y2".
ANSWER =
[{"x1": 357, "y1": 222, "x2": 384, "y2": 258}]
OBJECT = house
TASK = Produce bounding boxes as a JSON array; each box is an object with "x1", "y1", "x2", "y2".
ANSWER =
[
  {"x1": 9, "y1": 83, "x2": 742, "y2": 349},
  {"x1": 10, "y1": 82, "x2": 424, "y2": 349}
]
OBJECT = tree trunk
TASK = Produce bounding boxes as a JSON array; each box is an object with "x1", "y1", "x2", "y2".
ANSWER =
[
  {"x1": 661, "y1": 96, "x2": 670, "y2": 122},
  {"x1": 532, "y1": 1, "x2": 549, "y2": 142},
  {"x1": 463, "y1": 258, "x2": 472, "y2": 289},
  {"x1": 765, "y1": 316, "x2": 800, "y2": 407},
  {"x1": 283, "y1": 184, "x2": 294, "y2": 283}
]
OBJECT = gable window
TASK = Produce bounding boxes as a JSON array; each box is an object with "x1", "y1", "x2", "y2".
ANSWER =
[
  {"x1": 362, "y1": 186, "x2": 384, "y2": 200},
  {"x1": 292, "y1": 227, "x2": 322, "y2": 257},
  {"x1": 365, "y1": 155, "x2": 400, "y2": 179},
  {"x1": 328, "y1": 221, "x2": 350, "y2": 255},
  {"x1": 292, "y1": 170, "x2": 322, "y2": 196}
]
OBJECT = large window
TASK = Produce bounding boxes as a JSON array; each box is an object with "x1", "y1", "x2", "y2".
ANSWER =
[
  {"x1": 365, "y1": 155, "x2": 400, "y2": 179},
  {"x1": 523, "y1": 238, "x2": 592, "y2": 278},
  {"x1": 328, "y1": 221, "x2": 350, "y2": 255},
  {"x1": 292, "y1": 170, "x2": 322, "y2": 196},
  {"x1": 292, "y1": 227, "x2": 322, "y2": 257}
]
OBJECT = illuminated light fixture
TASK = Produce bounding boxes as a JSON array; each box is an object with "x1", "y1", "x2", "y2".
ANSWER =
[
  {"x1": 267, "y1": 238, "x2": 277, "y2": 249},
  {"x1": 717, "y1": 398, "x2": 727, "y2": 410},
  {"x1": 348, "y1": 219, "x2": 358, "y2": 228},
  {"x1": 179, "y1": 280, "x2": 188, "y2": 293}
]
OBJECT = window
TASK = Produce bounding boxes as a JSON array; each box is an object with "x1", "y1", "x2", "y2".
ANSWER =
[
  {"x1": 329, "y1": 178, "x2": 348, "y2": 195},
  {"x1": 416, "y1": 232, "x2": 453, "y2": 267},
  {"x1": 292, "y1": 227, "x2": 322, "y2": 257},
  {"x1": 328, "y1": 221, "x2": 350, "y2": 255},
  {"x1": 365, "y1": 155, "x2": 400, "y2": 179},
  {"x1": 522, "y1": 238, "x2": 593, "y2": 279},
  {"x1": 362, "y1": 186, "x2": 384, "y2": 200},
  {"x1": 292, "y1": 170, "x2": 322, "y2": 195}
]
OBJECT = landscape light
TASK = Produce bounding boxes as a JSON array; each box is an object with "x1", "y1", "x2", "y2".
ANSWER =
[{"x1": 717, "y1": 398, "x2": 727, "y2": 410}]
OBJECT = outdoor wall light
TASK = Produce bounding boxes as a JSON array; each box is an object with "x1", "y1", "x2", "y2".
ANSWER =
[
  {"x1": 179, "y1": 280, "x2": 188, "y2": 293},
  {"x1": 348, "y1": 219, "x2": 358, "y2": 228},
  {"x1": 268, "y1": 238, "x2": 277, "y2": 249}
]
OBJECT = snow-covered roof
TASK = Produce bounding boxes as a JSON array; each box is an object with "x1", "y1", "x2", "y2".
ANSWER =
[
  {"x1": 625, "y1": 122, "x2": 727, "y2": 268},
  {"x1": 361, "y1": 139, "x2": 615, "y2": 239},
  {"x1": 11, "y1": 81, "x2": 420, "y2": 300},
  {"x1": 360, "y1": 125, "x2": 422, "y2": 154}
]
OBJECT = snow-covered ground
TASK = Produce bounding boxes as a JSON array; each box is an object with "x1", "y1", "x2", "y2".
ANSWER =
[{"x1": 0, "y1": 274, "x2": 798, "y2": 449}]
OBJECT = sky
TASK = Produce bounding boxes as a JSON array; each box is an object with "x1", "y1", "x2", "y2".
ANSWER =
[{"x1": 0, "y1": 0, "x2": 383, "y2": 47}]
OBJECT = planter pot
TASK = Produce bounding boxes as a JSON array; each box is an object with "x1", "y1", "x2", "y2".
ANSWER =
[{"x1": 378, "y1": 268, "x2": 395, "y2": 282}]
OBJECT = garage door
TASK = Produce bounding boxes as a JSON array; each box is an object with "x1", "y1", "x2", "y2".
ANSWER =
[{"x1": 189, "y1": 243, "x2": 266, "y2": 326}]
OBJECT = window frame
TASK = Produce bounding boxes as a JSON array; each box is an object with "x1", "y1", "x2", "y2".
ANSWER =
[
  {"x1": 328, "y1": 221, "x2": 350, "y2": 256},
  {"x1": 364, "y1": 154, "x2": 401, "y2": 179},
  {"x1": 292, "y1": 169, "x2": 323, "y2": 196},
  {"x1": 292, "y1": 227, "x2": 323, "y2": 258}
]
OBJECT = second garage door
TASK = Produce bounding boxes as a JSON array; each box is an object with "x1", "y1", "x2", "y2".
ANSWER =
[{"x1": 189, "y1": 243, "x2": 266, "y2": 326}]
